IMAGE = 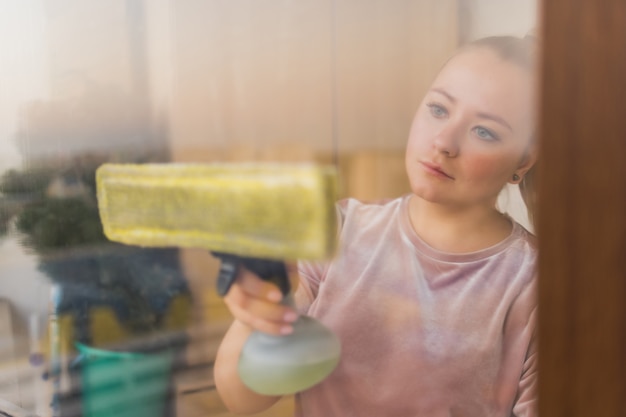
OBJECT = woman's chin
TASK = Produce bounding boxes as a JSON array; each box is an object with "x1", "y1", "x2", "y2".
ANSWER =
[{"x1": 410, "y1": 186, "x2": 447, "y2": 204}]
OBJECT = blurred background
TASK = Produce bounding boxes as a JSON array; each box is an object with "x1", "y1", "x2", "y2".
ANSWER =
[{"x1": 0, "y1": 1, "x2": 537, "y2": 416}]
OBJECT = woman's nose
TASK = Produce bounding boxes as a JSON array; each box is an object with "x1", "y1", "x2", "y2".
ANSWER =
[{"x1": 432, "y1": 124, "x2": 460, "y2": 157}]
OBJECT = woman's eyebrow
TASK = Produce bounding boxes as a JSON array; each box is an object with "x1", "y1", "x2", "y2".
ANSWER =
[
  {"x1": 431, "y1": 88, "x2": 456, "y2": 102},
  {"x1": 476, "y1": 111, "x2": 513, "y2": 132},
  {"x1": 430, "y1": 87, "x2": 513, "y2": 132}
]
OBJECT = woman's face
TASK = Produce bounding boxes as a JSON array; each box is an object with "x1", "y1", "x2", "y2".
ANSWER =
[{"x1": 405, "y1": 47, "x2": 536, "y2": 209}]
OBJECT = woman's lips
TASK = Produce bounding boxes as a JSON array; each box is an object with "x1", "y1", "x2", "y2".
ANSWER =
[{"x1": 420, "y1": 161, "x2": 454, "y2": 180}]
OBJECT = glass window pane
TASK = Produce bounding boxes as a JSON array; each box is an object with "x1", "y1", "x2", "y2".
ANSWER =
[{"x1": 0, "y1": 1, "x2": 538, "y2": 416}]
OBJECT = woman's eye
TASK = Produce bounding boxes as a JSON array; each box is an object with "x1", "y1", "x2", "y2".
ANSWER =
[
  {"x1": 474, "y1": 126, "x2": 498, "y2": 141},
  {"x1": 427, "y1": 103, "x2": 447, "y2": 118}
]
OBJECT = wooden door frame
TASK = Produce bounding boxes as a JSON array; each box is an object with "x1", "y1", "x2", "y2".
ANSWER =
[{"x1": 537, "y1": 1, "x2": 626, "y2": 415}]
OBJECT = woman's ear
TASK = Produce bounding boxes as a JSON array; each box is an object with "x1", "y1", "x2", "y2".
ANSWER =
[{"x1": 510, "y1": 146, "x2": 538, "y2": 184}]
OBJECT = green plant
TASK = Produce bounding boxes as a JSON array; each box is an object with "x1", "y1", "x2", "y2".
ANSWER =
[
  {"x1": 0, "y1": 202, "x2": 10, "y2": 236},
  {"x1": 16, "y1": 197, "x2": 106, "y2": 252},
  {"x1": 0, "y1": 167, "x2": 53, "y2": 196}
]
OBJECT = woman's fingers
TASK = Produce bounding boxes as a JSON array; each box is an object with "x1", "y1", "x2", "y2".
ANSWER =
[
  {"x1": 236, "y1": 267, "x2": 284, "y2": 302},
  {"x1": 223, "y1": 267, "x2": 298, "y2": 335},
  {"x1": 226, "y1": 295, "x2": 296, "y2": 335}
]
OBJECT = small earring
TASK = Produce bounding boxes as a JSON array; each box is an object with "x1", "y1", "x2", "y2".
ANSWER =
[{"x1": 512, "y1": 174, "x2": 520, "y2": 182}]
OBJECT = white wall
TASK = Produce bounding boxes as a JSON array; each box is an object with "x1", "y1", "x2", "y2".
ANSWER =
[{"x1": 460, "y1": 0, "x2": 538, "y2": 42}]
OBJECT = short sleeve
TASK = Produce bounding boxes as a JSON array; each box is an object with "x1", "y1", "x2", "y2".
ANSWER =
[
  {"x1": 294, "y1": 260, "x2": 325, "y2": 313},
  {"x1": 294, "y1": 200, "x2": 347, "y2": 314}
]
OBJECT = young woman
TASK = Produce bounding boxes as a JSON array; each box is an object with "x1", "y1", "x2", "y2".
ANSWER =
[{"x1": 214, "y1": 35, "x2": 539, "y2": 417}]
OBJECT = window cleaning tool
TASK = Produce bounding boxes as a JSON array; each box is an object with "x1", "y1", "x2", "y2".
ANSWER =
[{"x1": 95, "y1": 162, "x2": 341, "y2": 395}]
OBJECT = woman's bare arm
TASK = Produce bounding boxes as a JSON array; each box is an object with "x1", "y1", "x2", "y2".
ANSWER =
[
  {"x1": 213, "y1": 266, "x2": 299, "y2": 414},
  {"x1": 214, "y1": 320, "x2": 282, "y2": 413}
]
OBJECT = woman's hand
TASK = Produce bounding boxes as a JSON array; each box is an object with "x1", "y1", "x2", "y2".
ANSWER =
[
  {"x1": 214, "y1": 264, "x2": 299, "y2": 412},
  {"x1": 222, "y1": 263, "x2": 300, "y2": 336}
]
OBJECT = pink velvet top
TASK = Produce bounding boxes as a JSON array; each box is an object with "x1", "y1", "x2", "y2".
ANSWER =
[{"x1": 295, "y1": 195, "x2": 538, "y2": 417}]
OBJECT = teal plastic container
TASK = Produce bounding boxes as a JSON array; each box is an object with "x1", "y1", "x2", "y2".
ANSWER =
[{"x1": 75, "y1": 343, "x2": 173, "y2": 417}]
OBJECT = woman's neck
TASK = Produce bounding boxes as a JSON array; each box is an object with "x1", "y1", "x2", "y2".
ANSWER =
[{"x1": 407, "y1": 194, "x2": 513, "y2": 253}]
